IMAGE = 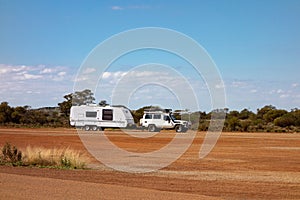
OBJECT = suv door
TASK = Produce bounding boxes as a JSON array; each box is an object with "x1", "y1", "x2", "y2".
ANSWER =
[
  {"x1": 142, "y1": 113, "x2": 152, "y2": 127},
  {"x1": 163, "y1": 115, "x2": 174, "y2": 128},
  {"x1": 153, "y1": 114, "x2": 163, "y2": 128}
]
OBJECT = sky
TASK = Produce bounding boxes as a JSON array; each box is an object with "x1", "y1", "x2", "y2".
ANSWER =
[{"x1": 0, "y1": 0, "x2": 300, "y2": 111}]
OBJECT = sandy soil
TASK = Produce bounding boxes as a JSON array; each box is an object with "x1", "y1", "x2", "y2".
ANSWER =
[{"x1": 0, "y1": 128, "x2": 299, "y2": 199}]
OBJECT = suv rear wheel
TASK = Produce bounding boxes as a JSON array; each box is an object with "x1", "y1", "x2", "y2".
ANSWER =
[{"x1": 148, "y1": 124, "x2": 157, "y2": 132}]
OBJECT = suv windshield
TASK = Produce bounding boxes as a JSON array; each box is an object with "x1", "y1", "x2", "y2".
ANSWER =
[{"x1": 170, "y1": 114, "x2": 177, "y2": 122}]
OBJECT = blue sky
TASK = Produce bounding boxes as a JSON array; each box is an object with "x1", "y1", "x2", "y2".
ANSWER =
[{"x1": 0, "y1": 0, "x2": 300, "y2": 111}]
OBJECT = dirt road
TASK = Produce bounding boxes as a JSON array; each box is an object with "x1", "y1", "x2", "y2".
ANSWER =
[{"x1": 0, "y1": 128, "x2": 299, "y2": 199}]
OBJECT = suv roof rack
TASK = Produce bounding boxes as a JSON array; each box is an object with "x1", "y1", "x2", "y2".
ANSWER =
[{"x1": 144, "y1": 108, "x2": 172, "y2": 113}]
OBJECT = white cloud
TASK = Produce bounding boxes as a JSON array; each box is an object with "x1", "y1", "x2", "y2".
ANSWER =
[
  {"x1": 51, "y1": 71, "x2": 67, "y2": 81},
  {"x1": 40, "y1": 68, "x2": 53, "y2": 74},
  {"x1": 231, "y1": 80, "x2": 249, "y2": 88},
  {"x1": 1, "y1": 63, "x2": 300, "y2": 111},
  {"x1": 58, "y1": 71, "x2": 66, "y2": 76},
  {"x1": 100, "y1": 71, "x2": 127, "y2": 82},
  {"x1": 0, "y1": 64, "x2": 30, "y2": 75},
  {"x1": 111, "y1": 6, "x2": 123, "y2": 10},
  {"x1": 74, "y1": 75, "x2": 89, "y2": 82},
  {"x1": 128, "y1": 5, "x2": 151, "y2": 9},
  {"x1": 277, "y1": 89, "x2": 284, "y2": 94},
  {"x1": 0, "y1": 68, "x2": 8, "y2": 74},
  {"x1": 100, "y1": 70, "x2": 174, "y2": 87},
  {"x1": 12, "y1": 73, "x2": 43, "y2": 80},
  {"x1": 83, "y1": 67, "x2": 96, "y2": 74},
  {"x1": 0, "y1": 64, "x2": 70, "y2": 81},
  {"x1": 95, "y1": 69, "x2": 203, "y2": 110},
  {"x1": 111, "y1": 5, "x2": 151, "y2": 10},
  {"x1": 113, "y1": 71, "x2": 127, "y2": 78},
  {"x1": 24, "y1": 73, "x2": 43, "y2": 80},
  {"x1": 102, "y1": 72, "x2": 111, "y2": 79},
  {"x1": 269, "y1": 89, "x2": 276, "y2": 94},
  {"x1": 280, "y1": 94, "x2": 289, "y2": 98},
  {"x1": 0, "y1": 64, "x2": 74, "y2": 107},
  {"x1": 215, "y1": 82, "x2": 225, "y2": 89}
]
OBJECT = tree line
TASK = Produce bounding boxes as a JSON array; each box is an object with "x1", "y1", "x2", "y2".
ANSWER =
[{"x1": 0, "y1": 89, "x2": 299, "y2": 132}]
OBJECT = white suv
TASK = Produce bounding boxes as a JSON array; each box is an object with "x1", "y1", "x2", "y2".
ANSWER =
[{"x1": 139, "y1": 110, "x2": 189, "y2": 132}]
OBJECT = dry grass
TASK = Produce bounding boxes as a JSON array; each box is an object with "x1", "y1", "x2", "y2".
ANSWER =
[{"x1": 22, "y1": 146, "x2": 90, "y2": 169}]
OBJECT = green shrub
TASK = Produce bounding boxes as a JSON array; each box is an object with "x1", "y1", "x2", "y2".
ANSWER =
[{"x1": 0, "y1": 143, "x2": 22, "y2": 166}]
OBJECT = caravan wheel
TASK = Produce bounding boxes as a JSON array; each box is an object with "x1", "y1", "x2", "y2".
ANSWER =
[
  {"x1": 84, "y1": 125, "x2": 90, "y2": 131},
  {"x1": 92, "y1": 126, "x2": 98, "y2": 131}
]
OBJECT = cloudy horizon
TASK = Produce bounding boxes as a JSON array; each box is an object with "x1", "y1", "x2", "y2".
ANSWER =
[
  {"x1": 1, "y1": 1, "x2": 299, "y2": 111},
  {"x1": 0, "y1": 62, "x2": 299, "y2": 112}
]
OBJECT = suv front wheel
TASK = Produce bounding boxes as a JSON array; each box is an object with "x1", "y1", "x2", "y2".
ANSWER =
[{"x1": 175, "y1": 124, "x2": 184, "y2": 133}]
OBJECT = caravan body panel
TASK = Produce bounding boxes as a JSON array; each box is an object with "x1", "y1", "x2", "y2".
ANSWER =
[{"x1": 70, "y1": 105, "x2": 134, "y2": 129}]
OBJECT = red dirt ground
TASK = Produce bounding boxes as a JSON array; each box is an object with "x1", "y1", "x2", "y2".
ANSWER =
[{"x1": 0, "y1": 128, "x2": 299, "y2": 199}]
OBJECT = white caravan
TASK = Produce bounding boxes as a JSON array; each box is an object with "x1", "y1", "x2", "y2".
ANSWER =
[{"x1": 70, "y1": 105, "x2": 135, "y2": 131}]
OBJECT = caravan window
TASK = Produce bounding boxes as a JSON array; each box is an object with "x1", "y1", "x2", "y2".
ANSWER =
[
  {"x1": 86, "y1": 111, "x2": 97, "y2": 118},
  {"x1": 102, "y1": 109, "x2": 113, "y2": 120}
]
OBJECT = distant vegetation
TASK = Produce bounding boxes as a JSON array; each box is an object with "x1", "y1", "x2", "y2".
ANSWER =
[
  {"x1": 199, "y1": 106, "x2": 300, "y2": 133},
  {"x1": 0, "y1": 102, "x2": 69, "y2": 128},
  {"x1": 0, "y1": 89, "x2": 299, "y2": 132}
]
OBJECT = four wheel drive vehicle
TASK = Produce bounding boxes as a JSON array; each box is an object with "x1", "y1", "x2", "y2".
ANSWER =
[
  {"x1": 139, "y1": 109, "x2": 190, "y2": 132},
  {"x1": 70, "y1": 105, "x2": 135, "y2": 131}
]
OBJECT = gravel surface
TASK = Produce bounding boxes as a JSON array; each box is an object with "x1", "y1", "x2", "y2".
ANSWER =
[{"x1": 0, "y1": 128, "x2": 299, "y2": 199}]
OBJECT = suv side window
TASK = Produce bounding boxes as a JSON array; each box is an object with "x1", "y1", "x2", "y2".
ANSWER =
[
  {"x1": 164, "y1": 116, "x2": 170, "y2": 121},
  {"x1": 145, "y1": 114, "x2": 152, "y2": 119},
  {"x1": 153, "y1": 114, "x2": 161, "y2": 119}
]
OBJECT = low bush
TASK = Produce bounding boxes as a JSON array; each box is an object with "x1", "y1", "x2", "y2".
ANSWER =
[
  {"x1": 0, "y1": 143, "x2": 89, "y2": 169},
  {"x1": 23, "y1": 146, "x2": 89, "y2": 169},
  {"x1": 0, "y1": 143, "x2": 22, "y2": 166}
]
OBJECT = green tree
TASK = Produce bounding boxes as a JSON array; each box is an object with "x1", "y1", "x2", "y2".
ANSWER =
[
  {"x1": 58, "y1": 93, "x2": 73, "y2": 116},
  {"x1": 226, "y1": 116, "x2": 241, "y2": 131},
  {"x1": 131, "y1": 106, "x2": 159, "y2": 123},
  {"x1": 11, "y1": 106, "x2": 28, "y2": 124},
  {"x1": 58, "y1": 89, "x2": 96, "y2": 117},
  {"x1": 292, "y1": 109, "x2": 300, "y2": 126},
  {"x1": 274, "y1": 113, "x2": 296, "y2": 127},
  {"x1": 228, "y1": 110, "x2": 239, "y2": 118},
  {"x1": 72, "y1": 89, "x2": 95, "y2": 106},
  {"x1": 0, "y1": 102, "x2": 13, "y2": 124},
  {"x1": 239, "y1": 109, "x2": 255, "y2": 120},
  {"x1": 263, "y1": 109, "x2": 287, "y2": 123},
  {"x1": 240, "y1": 119, "x2": 251, "y2": 132},
  {"x1": 257, "y1": 105, "x2": 276, "y2": 120}
]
